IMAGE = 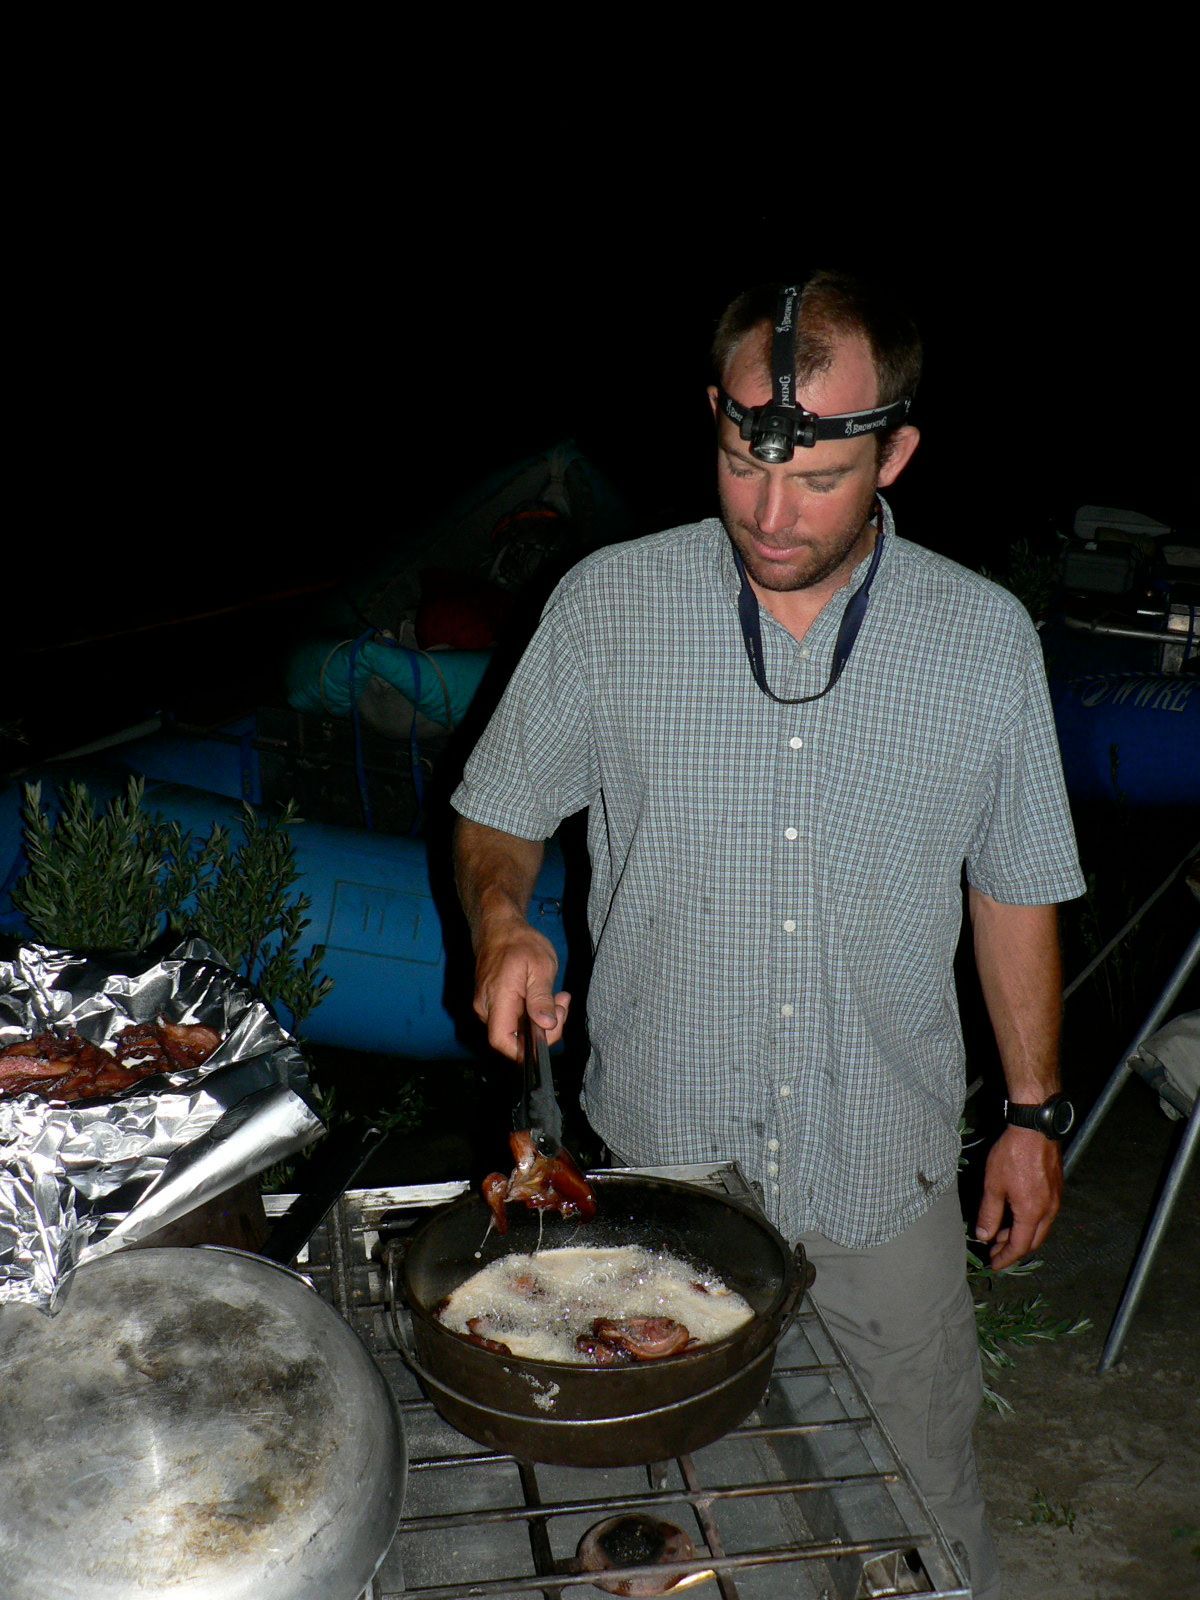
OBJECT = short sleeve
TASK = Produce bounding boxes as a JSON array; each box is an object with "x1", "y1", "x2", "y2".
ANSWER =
[
  {"x1": 451, "y1": 591, "x2": 596, "y2": 840},
  {"x1": 965, "y1": 634, "x2": 1086, "y2": 906}
]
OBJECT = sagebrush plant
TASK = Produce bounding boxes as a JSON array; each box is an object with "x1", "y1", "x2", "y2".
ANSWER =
[
  {"x1": 1025, "y1": 1488, "x2": 1078, "y2": 1532},
  {"x1": 967, "y1": 1246, "x2": 1091, "y2": 1414},
  {"x1": 13, "y1": 777, "x2": 332, "y2": 1025}
]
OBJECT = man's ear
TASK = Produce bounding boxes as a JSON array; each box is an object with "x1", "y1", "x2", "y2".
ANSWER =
[
  {"x1": 876, "y1": 424, "x2": 920, "y2": 488},
  {"x1": 706, "y1": 384, "x2": 719, "y2": 419}
]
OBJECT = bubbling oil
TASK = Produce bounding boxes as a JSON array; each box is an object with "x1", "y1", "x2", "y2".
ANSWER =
[{"x1": 437, "y1": 1245, "x2": 753, "y2": 1364}]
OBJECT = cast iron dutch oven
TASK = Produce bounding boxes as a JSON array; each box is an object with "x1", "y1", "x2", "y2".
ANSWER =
[
  {"x1": 388, "y1": 1171, "x2": 813, "y2": 1467},
  {"x1": 0, "y1": 1246, "x2": 405, "y2": 1600}
]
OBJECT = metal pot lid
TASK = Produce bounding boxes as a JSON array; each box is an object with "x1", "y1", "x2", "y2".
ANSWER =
[{"x1": 0, "y1": 1247, "x2": 405, "y2": 1600}]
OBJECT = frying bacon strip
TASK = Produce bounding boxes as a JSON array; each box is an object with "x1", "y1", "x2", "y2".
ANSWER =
[
  {"x1": 465, "y1": 1316, "x2": 513, "y2": 1355},
  {"x1": 575, "y1": 1331, "x2": 632, "y2": 1365},
  {"x1": 591, "y1": 1317, "x2": 692, "y2": 1361},
  {"x1": 0, "y1": 1020, "x2": 223, "y2": 1104},
  {"x1": 481, "y1": 1129, "x2": 598, "y2": 1235}
]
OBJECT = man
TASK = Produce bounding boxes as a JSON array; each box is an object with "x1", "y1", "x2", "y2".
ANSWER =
[{"x1": 452, "y1": 273, "x2": 1084, "y2": 1598}]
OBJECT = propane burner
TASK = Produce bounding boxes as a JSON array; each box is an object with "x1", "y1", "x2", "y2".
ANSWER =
[{"x1": 575, "y1": 1513, "x2": 712, "y2": 1596}]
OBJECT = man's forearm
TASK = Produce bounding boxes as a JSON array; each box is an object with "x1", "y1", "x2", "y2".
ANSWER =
[
  {"x1": 454, "y1": 817, "x2": 546, "y2": 951},
  {"x1": 968, "y1": 889, "x2": 1062, "y2": 1100},
  {"x1": 454, "y1": 816, "x2": 567, "y2": 1056},
  {"x1": 969, "y1": 889, "x2": 1065, "y2": 1268}
]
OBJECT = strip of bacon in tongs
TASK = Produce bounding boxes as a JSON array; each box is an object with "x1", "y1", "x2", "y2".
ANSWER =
[{"x1": 481, "y1": 1129, "x2": 598, "y2": 1235}]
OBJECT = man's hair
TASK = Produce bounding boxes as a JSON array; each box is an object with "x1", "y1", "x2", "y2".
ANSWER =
[{"x1": 711, "y1": 270, "x2": 923, "y2": 413}]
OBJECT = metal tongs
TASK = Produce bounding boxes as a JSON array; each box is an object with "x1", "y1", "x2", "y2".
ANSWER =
[
  {"x1": 518, "y1": 1012, "x2": 567, "y2": 1159},
  {"x1": 501, "y1": 1012, "x2": 596, "y2": 1223}
]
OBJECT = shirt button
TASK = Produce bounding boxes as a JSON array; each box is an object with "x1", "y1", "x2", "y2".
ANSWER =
[
  {"x1": 782, "y1": 919, "x2": 797, "y2": 933},
  {"x1": 771, "y1": 1181, "x2": 781, "y2": 1193},
  {"x1": 789, "y1": 736, "x2": 803, "y2": 750},
  {"x1": 780, "y1": 1003, "x2": 794, "y2": 1018},
  {"x1": 767, "y1": 1138, "x2": 780, "y2": 1152},
  {"x1": 798, "y1": 648, "x2": 810, "y2": 660},
  {"x1": 784, "y1": 827, "x2": 799, "y2": 841},
  {"x1": 767, "y1": 1161, "x2": 779, "y2": 1176},
  {"x1": 779, "y1": 1085, "x2": 792, "y2": 1098}
]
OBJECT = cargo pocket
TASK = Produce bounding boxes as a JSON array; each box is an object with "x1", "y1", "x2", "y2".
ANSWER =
[{"x1": 927, "y1": 1280, "x2": 985, "y2": 1460}]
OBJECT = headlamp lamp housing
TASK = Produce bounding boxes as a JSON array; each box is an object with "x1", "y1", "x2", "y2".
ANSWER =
[
  {"x1": 739, "y1": 404, "x2": 816, "y2": 461},
  {"x1": 718, "y1": 386, "x2": 911, "y2": 464}
]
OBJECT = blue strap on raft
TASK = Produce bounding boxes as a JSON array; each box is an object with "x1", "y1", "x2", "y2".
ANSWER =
[
  {"x1": 345, "y1": 631, "x2": 426, "y2": 833},
  {"x1": 289, "y1": 637, "x2": 491, "y2": 832},
  {"x1": 287, "y1": 638, "x2": 491, "y2": 727}
]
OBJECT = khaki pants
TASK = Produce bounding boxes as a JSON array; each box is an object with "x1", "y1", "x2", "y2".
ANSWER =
[{"x1": 799, "y1": 1188, "x2": 1001, "y2": 1600}]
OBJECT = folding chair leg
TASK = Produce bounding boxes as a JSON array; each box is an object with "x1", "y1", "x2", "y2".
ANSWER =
[
  {"x1": 1064, "y1": 925, "x2": 1200, "y2": 1179},
  {"x1": 1098, "y1": 1102, "x2": 1200, "y2": 1373}
]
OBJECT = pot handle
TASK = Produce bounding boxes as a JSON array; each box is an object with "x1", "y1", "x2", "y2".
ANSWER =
[
  {"x1": 777, "y1": 1242, "x2": 817, "y2": 1333},
  {"x1": 382, "y1": 1236, "x2": 419, "y2": 1367},
  {"x1": 393, "y1": 1337, "x2": 780, "y2": 1430}
]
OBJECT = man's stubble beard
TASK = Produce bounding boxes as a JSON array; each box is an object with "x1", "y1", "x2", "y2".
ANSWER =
[{"x1": 717, "y1": 488, "x2": 879, "y2": 595}]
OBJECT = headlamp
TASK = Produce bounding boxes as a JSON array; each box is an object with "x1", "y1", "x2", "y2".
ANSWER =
[{"x1": 717, "y1": 282, "x2": 911, "y2": 463}]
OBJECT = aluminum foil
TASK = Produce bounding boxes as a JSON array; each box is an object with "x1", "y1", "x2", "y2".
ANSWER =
[{"x1": 0, "y1": 939, "x2": 325, "y2": 1311}]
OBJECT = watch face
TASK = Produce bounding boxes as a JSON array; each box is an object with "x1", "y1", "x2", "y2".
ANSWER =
[{"x1": 1047, "y1": 1097, "x2": 1075, "y2": 1137}]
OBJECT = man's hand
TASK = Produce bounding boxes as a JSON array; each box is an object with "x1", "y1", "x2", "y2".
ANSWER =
[
  {"x1": 472, "y1": 916, "x2": 570, "y2": 1061},
  {"x1": 454, "y1": 817, "x2": 570, "y2": 1062},
  {"x1": 975, "y1": 1125, "x2": 1063, "y2": 1270}
]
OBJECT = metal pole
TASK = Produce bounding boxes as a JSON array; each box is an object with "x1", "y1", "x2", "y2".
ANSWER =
[
  {"x1": 1098, "y1": 1100, "x2": 1200, "y2": 1372},
  {"x1": 1063, "y1": 924, "x2": 1200, "y2": 1178},
  {"x1": 1062, "y1": 839, "x2": 1198, "y2": 1001}
]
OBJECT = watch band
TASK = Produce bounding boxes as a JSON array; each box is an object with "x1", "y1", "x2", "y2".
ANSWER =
[{"x1": 1004, "y1": 1093, "x2": 1075, "y2": 1139}]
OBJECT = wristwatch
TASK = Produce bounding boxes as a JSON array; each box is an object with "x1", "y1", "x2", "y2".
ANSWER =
[{"x1": 1003, "y1": 1093, "x2": 1076, "y2": 1139}]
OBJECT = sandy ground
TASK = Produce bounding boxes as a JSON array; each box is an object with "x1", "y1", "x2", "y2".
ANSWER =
[{"x1": 973, "y1": 1085, "x2": 1199, "y2": 1600}]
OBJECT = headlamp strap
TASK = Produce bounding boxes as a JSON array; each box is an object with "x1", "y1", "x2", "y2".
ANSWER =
[
  {"x1": 718, "y1": 386, "x2": 910, "y2": 444},
  {"x1": 772, "y1": 284, "x2": 800, "y2": 413},
  {"x1": 732, "y1": 509, "x2": 886, "y2": 706}
]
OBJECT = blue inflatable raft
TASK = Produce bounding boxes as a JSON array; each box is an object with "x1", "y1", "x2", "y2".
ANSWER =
[{"x1": 1050, "y1": 672, "x2": 1200, "y2": 807}]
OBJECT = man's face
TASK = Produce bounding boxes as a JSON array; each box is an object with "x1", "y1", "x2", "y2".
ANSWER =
[{"x1": 709, "y1": 329, "x2": 917, "y2": 596}]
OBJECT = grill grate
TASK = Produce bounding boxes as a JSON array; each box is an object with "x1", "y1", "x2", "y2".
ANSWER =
[{"x1": 268, "y1": 1166, "x2": 968, "y2": 1600}]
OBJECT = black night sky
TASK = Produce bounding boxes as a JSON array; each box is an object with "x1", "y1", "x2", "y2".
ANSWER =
[{"x1": 13, "y1": 132, "x2": 1198, "y2": 756}]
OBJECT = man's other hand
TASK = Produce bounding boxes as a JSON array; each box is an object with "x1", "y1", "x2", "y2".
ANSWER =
[
  {"x1": 975, "y1": 1126, "x2": 1063, "y2": 1271},
  {"x1": 473, "y1": 919, "x2": 570, "y2": 1061}
]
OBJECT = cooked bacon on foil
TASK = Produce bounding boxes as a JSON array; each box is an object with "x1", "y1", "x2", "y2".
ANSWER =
[
  {"x1": 0, "y1": 1021, "x2": 223, "y2": 1103},
  {"x1": 481, "y1": 1129, "x2": 598, "y2": 1235}
]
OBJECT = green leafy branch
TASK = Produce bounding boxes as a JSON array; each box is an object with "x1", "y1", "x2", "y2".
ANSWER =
[
  {"x1": 1022, "y1": 1488, "x2": 1078, "y2": 1532},
  {"x1": 14, "y1": 780, "x2": 168, "y2": 953},
  {"x1": 171, "y1": 801, "x2": 334, "y2": 1027},
  {"x1": 967, "y1": 1247, "x2": 1091, "y2": 1414},
  {"x1": 12, "y1": 778, "x2": 332, "y2": 1027}
]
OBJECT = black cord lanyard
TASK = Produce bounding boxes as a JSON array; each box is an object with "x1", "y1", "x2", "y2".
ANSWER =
[{"x1": 731, "y1": 509, "x2": 886, "y2": 706}]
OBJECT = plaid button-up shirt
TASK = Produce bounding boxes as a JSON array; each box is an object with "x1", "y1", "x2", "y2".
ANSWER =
[{"x1": 452, "y1": 500, "x2": 1085, "y2": 1245}]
